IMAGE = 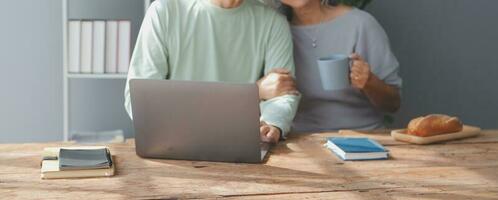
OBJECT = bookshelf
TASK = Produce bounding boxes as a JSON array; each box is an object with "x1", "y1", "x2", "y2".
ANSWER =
[
  {"x1": 62, "y1": 0, "x2": 153, "y2": 141},
  {"x1": 67, "y1": 74, "x2": 129, "y2": 79}
]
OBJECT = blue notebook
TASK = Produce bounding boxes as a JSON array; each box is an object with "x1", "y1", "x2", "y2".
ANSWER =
[{"x1": 325, "y1": 137, "x2": 388, "y2": 161}]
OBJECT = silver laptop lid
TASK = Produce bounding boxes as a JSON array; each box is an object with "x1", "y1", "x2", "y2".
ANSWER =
[{"x1": 130, "y1": 79, "x2": 262, "y2": 163}]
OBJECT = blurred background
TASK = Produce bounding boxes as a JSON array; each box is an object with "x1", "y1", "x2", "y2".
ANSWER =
[{"x1": 0, "y1": 0, "x2": 497, "y2": 143}]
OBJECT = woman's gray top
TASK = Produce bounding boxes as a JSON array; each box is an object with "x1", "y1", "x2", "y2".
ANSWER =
[{"x1": 291, "y1": 8, "x2": 402, "y2": 133}]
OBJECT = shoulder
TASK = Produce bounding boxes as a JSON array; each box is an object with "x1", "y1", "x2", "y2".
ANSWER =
[
  {"x1": 152, "y1": 0, "x2": 188, "y2": 6},
  {"x1": 346, "y1": 8, "x2": 385, "y2": 31},
  {"x1": 149, "y1": 0, "x2": 195, "y2": 12},
  {"x1": 150, "y1": 0, "x2": 172, "y2": 9},
  {"x1": 148, "y1": 0, "x2": 171, "y2": 14}
]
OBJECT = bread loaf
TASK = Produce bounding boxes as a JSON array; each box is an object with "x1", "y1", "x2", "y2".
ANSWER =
[{"x1": 407, "y1": 114, "x2": 463, "y2": 137}]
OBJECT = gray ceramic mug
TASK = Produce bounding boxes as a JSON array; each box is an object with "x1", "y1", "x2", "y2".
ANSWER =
[{"x1": 317, "y1": 54, "x2": 351, "y2": 91}]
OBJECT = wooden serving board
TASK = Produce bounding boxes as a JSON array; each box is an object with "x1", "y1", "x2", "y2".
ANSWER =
[{"x1": 391, "y1": 125, "x2": 481, "y2": 145}]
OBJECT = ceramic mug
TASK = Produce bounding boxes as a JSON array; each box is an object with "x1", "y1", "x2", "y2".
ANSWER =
[{"x1": 317, "y1": 54, "x2": 351, "y2": 91}]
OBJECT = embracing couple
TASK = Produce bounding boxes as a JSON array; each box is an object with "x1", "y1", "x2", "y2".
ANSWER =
[{"x1": 125, "y1": 0, "x2": 402, "y2": 144}]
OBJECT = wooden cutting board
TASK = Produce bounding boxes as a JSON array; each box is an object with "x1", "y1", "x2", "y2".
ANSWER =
[{"x1": 391, "y1": 125, "x2": 481, "y2": 145}]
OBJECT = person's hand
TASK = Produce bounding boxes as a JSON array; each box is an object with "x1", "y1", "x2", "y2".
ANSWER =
[
  {"x1": 349, "y1": 53, "x2": 372, "y2": 90},
  {"x1": 257, "y1": 68, "x2": 299, "y2": 100},
  {"x1": 260, "y1": 121, "x2": 281, "y2": 144}
]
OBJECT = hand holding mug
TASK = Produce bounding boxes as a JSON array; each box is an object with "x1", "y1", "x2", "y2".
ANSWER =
[{"x1": 349, "y1": 53, "x2": 372, "y2": 90}]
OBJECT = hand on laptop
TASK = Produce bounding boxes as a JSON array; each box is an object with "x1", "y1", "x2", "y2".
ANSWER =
[
  {"x1": 260, "y1": 121, "x2": 281, "y2": 144},
  {"x1": 257, "y1": 68, "x2": 299, "y2": 100}
]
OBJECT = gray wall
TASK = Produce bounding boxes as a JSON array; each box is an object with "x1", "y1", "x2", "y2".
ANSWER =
[
  {"x1": 0, "y1": 0, "x2": 63, "y2": 143},
  {"x1": 0, "y1": 0, "x2": 143, "y2": 143},
  {"x1": 366, "y1": 0, "x2": 498, "y2": 128}
]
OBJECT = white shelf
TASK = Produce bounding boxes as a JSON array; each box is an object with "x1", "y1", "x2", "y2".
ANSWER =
[
  {"x1": 62, "y1": 0, "x2": 152, "y2": 141},
  {"x1": 67, "y1": 73, "x2": 128, "y2": 79}
]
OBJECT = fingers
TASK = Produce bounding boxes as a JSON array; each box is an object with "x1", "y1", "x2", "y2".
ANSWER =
[
  {"x1": 270, "y1": 71, "x2": 293, "y2": 85},
  {"x1": 260, "y1": 126, "x2": 280, "y2": 144},
  {"x1": 279, "y1": 79, "x2": 297, "y2": 88},
  {"x1": 350, "y1": 64, "x2": 362, "y2": 73},
  {"x1": 350, "y1": 67, "x2": 371, "y2": 89},
  {"x1": 349, "y1": 53, "x2": 372, "y2": 89},
  {"x1": 350, "y1": 71, "x2": 360, "y2": 81},
  {"x1": 260, "y1": 123, "x2": 281, "y2": 144},
  {"x1": 280, "y1": 87, "x2": 298, "y2": 94},
  {"x1": 349, "y1": 53, "x2": 361, "y2": 61},
  {"x1": 268, "y1": 73, "x2": 294, "y2": 84},
  {"x1": 284, "y1": 90, "x2": 301, "y2": 96},
  {"x1": 266, "y1": 129, "x2": 280, "y2": 143},
  {"x1": 350, "y1": 53, "x2": 368, "y2": 71},
  {"x1": 260, "y1": 124, "x2": 271, "y2": 142},
  {"x1": 260, "y1": 126, "x2": 270, "y2": 135},
  {"x1": 350, "y1": 68, "x2": 367, "y2": 81},
  {"x1": 276, "y1": 74, "x2": 294, "y2": 83},
  {"x1": 261, "y1": 72, "x2": 293, "y2": 83},
  {"x1": 258, "y1": 71, "x2": 299, "y2": 100},
  {"x1": 351, "y1": 60, "x2": 367, "y2": 69},
  {"x1": 350, "y1": 59, "x2": 370, "y2": 75},
  {"x1": 260, "y1": 125, "x2": 272, "y2": 143},
  {"x1": 277, "y1": 85, "x2": 298, "y2": 97},
  {"x1": 275, "y1": 75, "x2": 298, "y2": 95}
]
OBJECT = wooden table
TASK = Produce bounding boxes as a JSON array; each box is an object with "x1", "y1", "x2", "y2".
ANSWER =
[{"x1": 1, "y1": 130, "x2": 498, "y2": 199}]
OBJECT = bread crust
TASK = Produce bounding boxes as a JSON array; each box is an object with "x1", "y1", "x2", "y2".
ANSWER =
[{"x1": 407, "y1": 114, "x2": 463, "y2": 137}]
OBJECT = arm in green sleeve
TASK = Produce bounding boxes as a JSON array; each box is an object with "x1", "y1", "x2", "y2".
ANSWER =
[
  {"x1": 260, "y1": 14, "x2": 300, "y2": 138},
  {"x1": 124, "y1": 1, "x2": 169, "y2": 119},
  {"x1": 260, "y1": 95, "x2": 301, "y2": 138}
]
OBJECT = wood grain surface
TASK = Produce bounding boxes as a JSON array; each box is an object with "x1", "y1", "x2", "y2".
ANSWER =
[{"x1": 1, "y1": 130, "x2": 497, "y2": 199}]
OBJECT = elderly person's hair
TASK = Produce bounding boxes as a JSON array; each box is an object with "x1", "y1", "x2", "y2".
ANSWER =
[{"x1": 267, "y1": 0, "x2": 372, "y2": 21}]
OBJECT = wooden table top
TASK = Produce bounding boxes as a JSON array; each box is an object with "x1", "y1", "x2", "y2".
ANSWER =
[{"x1": 1, "y1": 130, "x2": 498, "y2": 200}]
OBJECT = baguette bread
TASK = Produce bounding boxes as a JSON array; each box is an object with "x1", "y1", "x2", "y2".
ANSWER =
[{"x1": 407, "y1": 114, "x2": 463, "y2": 137}]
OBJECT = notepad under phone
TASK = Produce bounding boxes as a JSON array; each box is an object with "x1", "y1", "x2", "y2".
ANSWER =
[
  {"x1": 325, "y1": 137, "x2": 388, "y2": 161},
  {"x1": 41, "y1": 146, "x2": 115, "y2": 179}
]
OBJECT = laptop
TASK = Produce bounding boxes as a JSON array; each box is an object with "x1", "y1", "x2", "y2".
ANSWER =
[{"x1": 130, "y1": 79, "x2": 271, "y2": 163}]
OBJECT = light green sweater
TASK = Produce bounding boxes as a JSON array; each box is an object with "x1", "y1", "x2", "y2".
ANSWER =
[{"x1": 124, "y1": 0, "x2": 300, "y2": 136}]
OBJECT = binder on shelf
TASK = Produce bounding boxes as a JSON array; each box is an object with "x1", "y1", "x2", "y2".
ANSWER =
[
  {"x1": 117, "y1": 20, "x2": 131, "y2": 74},
  {"x1": 105, "y1": 21, "x2": 119, "y2": 74},
  {"x1": 68, "y1": 21, "x2": 81, "y2": 73},
  {"x1": 80, "y1": 21, "x2": 93, "y2": 74},
  {"x1": 66, "y1": 20, "x2": 132, "y2": 76},
  {"x1": 92, "y1": 21, "x2": 106, "y2": 74}
]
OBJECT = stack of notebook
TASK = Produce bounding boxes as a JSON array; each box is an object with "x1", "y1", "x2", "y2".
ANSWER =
[
  {"x1": 41, "y1": 146, "x2": 115, "y2": 179},
  {"x1": 324, "y1": 137, "x2": 389, "y2": 161}
]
